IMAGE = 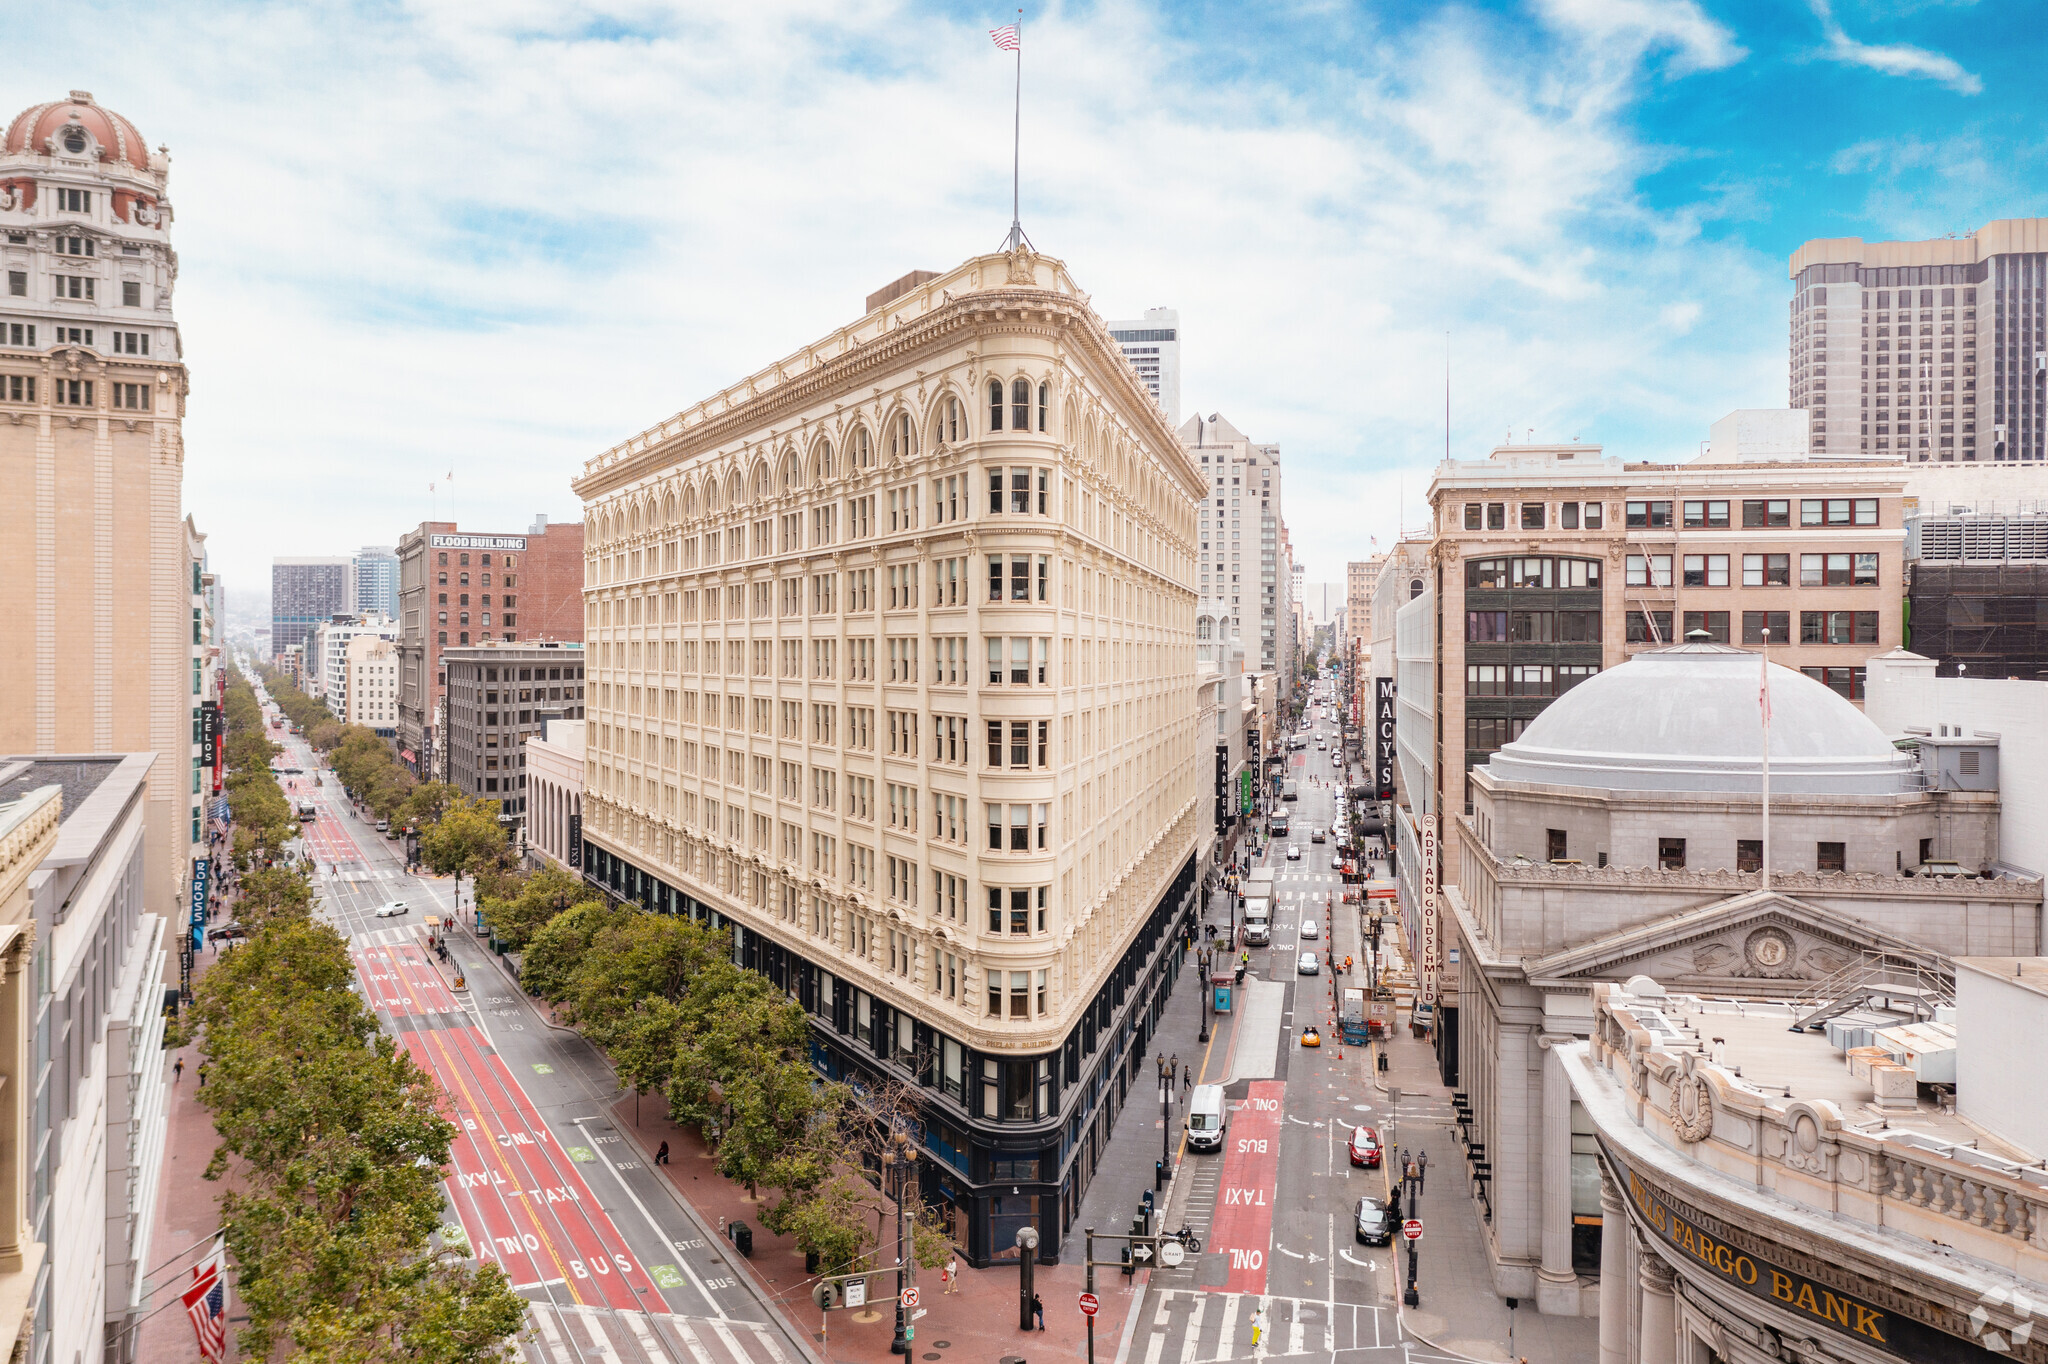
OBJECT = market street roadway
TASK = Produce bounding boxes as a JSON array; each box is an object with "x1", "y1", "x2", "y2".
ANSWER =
[
  {"x1": 1128, "y1": 680, "x2": 1464, "y2": 1362},
  {"x1": 251, "y1": 693, "x2": 812, "y2": 1364}
]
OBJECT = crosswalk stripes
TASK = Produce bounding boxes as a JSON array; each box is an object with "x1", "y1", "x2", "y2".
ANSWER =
[
  {"x1": 1138, "y1": 1288, "x2": 1389, "y2": 1361},
  {"x1": 351, "y1": 925, "x2": 415, "y2": 949},
  {"x1": 517, "y1": 1303, "x2": 793, "y2": 1364}
]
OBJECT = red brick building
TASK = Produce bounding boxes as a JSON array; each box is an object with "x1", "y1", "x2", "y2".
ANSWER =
[{"x1": 394, "y1": 515, "x2": 584, "y2": 777}]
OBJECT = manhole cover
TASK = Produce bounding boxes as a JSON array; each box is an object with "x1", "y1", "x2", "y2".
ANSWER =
[
  {"x1": 922, "y1": 1355, "x2": 941, "y2": 1361},
  {"x1": 1353, "y1": 1104, "x2": 1375, "y2": 1112},
  {"x1": 933, "y1": 1342, "x2": 951, "y2": 1349}
]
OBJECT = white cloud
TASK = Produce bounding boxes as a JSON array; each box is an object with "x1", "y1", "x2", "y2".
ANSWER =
[
  {"x1": 1807, "y1": 0, "x2": 1983, "y2": 93},
  {"x1": 13, "y1": 0, "x2": 1788, "y2": 590},
  {"x1": 1534, "y1": 0, "x2": 1746, "y2": 73}
]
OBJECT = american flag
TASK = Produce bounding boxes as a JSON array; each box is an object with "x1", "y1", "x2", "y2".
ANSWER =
[
  {"x1": 990, "y1": 24, "x2": 1019, "y2": 50},
  {"x1": 183, "y1": 1238, "x2": 228, "y2": 1362}
]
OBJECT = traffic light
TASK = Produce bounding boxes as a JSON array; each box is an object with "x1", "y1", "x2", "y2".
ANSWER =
[{"x1": 812, "y1": 1282, "x2": 841, "y2": 1311}]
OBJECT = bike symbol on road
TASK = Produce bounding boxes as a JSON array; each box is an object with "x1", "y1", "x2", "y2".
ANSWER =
[
  {"x1": 531, "y1": 1063, "x2": 554, "y2": 1075},
  {"x1": 649, "y1": 1264, "x2": 686, "y2": 1289},
  {"x1": 567, "y1": 1146, "x2": 595, "y2": 1163}
]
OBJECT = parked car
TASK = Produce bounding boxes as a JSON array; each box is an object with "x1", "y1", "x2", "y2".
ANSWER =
[
  {"x1": 375, "y1": 819, "x2": 390, "y2": 833},
  {"x1": 1347, "y1": 1125, "x2": 1383, "y2": 1168},
  {"x1": 1297, "y1": 951, "x2": 1320, "y2": 976},
  {"x1": 1355, "y1": 1196, "x2": 1394, "y2": 1246},
  {"x1": 374, "y1": 901, "x2": 410, "y2": 918}
]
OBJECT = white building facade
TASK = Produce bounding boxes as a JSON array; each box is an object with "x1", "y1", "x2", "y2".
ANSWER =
[
  {"x1": 343, "y1": 635, "x2": 400, "y2": 735},
  {"x1": 523, "y1": 718, "x2": 584, "y2": 871},
  {"x1": 350, "y1": 545, "x2": 399, "y2": 619},
  {"x1": 1106, "y1": 308, "x2": 1179, "y2": 427},
  {"x1": 1181, "y1": 413, "x2": 1291, "y2": 699}
]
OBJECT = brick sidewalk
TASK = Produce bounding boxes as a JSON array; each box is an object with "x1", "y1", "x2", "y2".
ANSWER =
[
  {"x1": 608, "y1": 1097, "x2": 1139, "y2": 1364},
  {"x1": 134, "y1": 946, "x2": 231, "y2": 1363}
]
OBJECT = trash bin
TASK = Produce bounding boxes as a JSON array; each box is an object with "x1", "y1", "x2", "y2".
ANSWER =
[{"x1": 728, "y1": 1220, "x2": 753, "y2": 1257}]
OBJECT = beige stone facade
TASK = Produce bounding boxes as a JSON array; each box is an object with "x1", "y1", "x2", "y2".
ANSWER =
[
  {"x1": 344, "y1": 635, "x2": 399, "y2": 732},
  {"x1": 571, "y1": 250, "x2": 1207, "y2": 1258},
  {"x1": 0, "y1": 92, "x2": 190, "y2": 926},
  {"x1": 0, "y1": 787, "x2": 52, "y2": 1362}
]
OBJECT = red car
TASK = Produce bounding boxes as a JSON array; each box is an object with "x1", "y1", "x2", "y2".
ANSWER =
[{"x1": 1347, "y1": 1125, "x2": 1382, "y2": 1168}]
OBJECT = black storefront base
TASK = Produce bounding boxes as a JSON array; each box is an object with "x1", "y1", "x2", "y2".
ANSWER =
[{"x1": 579, "y1": 841, "x2": 1201, "y2": 1268}]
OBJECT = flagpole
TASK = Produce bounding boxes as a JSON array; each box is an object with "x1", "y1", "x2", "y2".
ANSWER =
[
  {"x1": 1760, "y1": 628, "x2": 1772, "y2": 891},
  {"x1": 1008, "y1": 8, "x2": 1023, "y2": 250}
]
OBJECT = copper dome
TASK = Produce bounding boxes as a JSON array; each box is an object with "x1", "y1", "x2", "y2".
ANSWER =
[{"x1": 5, "y1": 90, "x2": 149, "y2": 167}]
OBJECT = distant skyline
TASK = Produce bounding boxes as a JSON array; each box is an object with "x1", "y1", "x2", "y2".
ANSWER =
[{"x1": 12, "y1": 0, "x2": 2041, "y2": 594}]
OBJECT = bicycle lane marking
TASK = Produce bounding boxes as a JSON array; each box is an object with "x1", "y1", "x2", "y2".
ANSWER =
[{"x1": 1208, "y1": 1079, "x2": 1285, "y2": 1297}]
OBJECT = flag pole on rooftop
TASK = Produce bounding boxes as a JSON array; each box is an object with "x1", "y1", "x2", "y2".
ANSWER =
[{"x1": 992, "y1": 12, "x2": 1030, "y2": 252}]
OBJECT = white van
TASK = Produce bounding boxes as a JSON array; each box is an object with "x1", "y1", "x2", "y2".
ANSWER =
[{"x1": 1186, "y1": 1085, "x2": 1228, "y2": 1152}]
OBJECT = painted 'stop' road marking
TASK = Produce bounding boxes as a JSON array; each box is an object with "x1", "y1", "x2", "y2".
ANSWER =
[{"x1": 1209, "y1": 1080, "x2": 1285, "y2": 1297}]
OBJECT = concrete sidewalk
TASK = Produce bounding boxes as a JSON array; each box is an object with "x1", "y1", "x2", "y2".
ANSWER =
[{"x1": 1374, "y1": 1023, "x2": 1598, "y2": 1363}]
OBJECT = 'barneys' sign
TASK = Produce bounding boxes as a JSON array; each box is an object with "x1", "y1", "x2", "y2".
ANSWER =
[{"x1": 1602, "y1": 1140, "x2": 2005, "y2": 1362}]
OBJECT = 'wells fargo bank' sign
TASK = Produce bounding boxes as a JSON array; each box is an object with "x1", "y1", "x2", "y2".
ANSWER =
[{"x1": 1602, "y1": 1140, "x2": 2006, "y2": 1362}]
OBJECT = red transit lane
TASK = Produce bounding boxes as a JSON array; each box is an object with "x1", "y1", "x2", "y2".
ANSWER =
[
  {"x1": 1209, "y1": 1080, "x2": 1285, "y2": 1297},
  {"x1": 354, "y1": 944, "x2": 664, "y2": 1311}
]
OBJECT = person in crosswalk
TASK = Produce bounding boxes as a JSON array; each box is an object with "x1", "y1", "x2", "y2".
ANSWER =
[{"x1": 1250, "y1": 1306, "x2": 1268, "y2": 1348}]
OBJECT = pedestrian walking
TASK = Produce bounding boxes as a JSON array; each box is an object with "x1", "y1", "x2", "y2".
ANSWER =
[
  {"x1": 943, "y1": 1255, "x2": 959, "y2": 1293},
  {"x1": 655, "y1": 1141, "x2": 670, "y2": 1166},
  {"x1": 1416, "y1": 1149, "x2": 1428, "y2": 1191},
  {"x1": 1250, "y1": 1307, "x2": 1268, "y2": 1348},
  {"x1": 1031, "y1": 1292, "x2": 1044, "y2": 1331},
  {"x1": 173, "y1": 1057, "x2": 183, "y2": 1084},
  {"x1": 197, "y1": 1062, "x2": 208, "y2": 1088}
]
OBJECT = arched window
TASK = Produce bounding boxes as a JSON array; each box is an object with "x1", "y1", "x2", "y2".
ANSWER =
[
  {"x1": 1011, "y1": 378, "x2": 1030, "y2": 432},
  {"x1": 890, "y1": 411, "x2": 914, "y2": 461},
  {"x1": 1037, "y1": 382, "x2": 1049, "y2": 432},
  {"x1": 756, "y1": 464, "x2": 771, "y2": 500},
  {"x1": 853, "y1": 426, "x2": 873, "y2": 468},
  {"x1": 933, "y1": 396, "x2": 961, "y2": 448},
  {"x1": 988, "y1": 379, "x2": 1004, "y2": 431},
  {"x1": 782, "y1": 455, "x2": 798, "y2": 490},
  {"x1": 814, "y1": 441, "x2": 834, "y2": 483},
  {"x1": 1409, "y1": 578, "x2": 1424, "y2": 600}
]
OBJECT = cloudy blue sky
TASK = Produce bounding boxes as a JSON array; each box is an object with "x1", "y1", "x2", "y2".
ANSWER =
[{"x1": 13, "y1": 0, "x2": 2041, "y2": 600}]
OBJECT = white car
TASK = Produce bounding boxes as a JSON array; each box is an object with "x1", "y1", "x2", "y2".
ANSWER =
[
  {"x1": 1301, "y1": 918, "x2": 1321, "y2": 940},
  {"x1": 1297, "y1": 951, "x2": 1321, "y2": 976},
  {"x1": 1286, "y1": 844, "x2": 1303, "y2": 861},
  {"x1": 374, "y1": 901, "x2": 410, "y2": 918}
]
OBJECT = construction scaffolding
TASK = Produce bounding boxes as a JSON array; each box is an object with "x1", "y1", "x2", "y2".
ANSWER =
[{"x1": 1906, "y1": 561, "x2": 2048, "y2": 679}]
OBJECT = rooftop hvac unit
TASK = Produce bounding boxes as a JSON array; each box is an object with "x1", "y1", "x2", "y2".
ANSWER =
[
  {"x1": 1874, "y1": 1021, "x2": 1957, "y2": 1084},
  {"x1": 1961, "y1": 519, "x2": 2007, "y2": 562},
  {"x1": 1917, "y1": 520, "x2": 1963, "y2": 561}
]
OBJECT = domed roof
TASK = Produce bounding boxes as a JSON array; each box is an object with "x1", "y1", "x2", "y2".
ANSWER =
[
  {"x1": 4, "y1": 91, "x2": 148, "y2": 167},
  {"x1": 1482, "y1": 643, "x2": 1915, "y2": 795}
]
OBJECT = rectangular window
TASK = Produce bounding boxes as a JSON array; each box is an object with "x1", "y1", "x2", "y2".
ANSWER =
[
  {"x1": 1463, "y1": 503, "x2": 1482, "y2": 530},
  {"x1": 1681, "y1": 500, "x2": 1729, "y2": 529},
  {"x1": 1625, "y1": 555, "x2": 1671, "y2": 587},
  {"x1": 1681, "y1": 610, "x2": 1729, "y2": 644},
  {"x1": 1681, "y1": 554, "x2": 1728, "y2": 588},
  {"x1": 1625, "y1": 500, "x2": 1671, "y2": 529},
  {"x1": 1520, "y1": 502, "x2": 1545, "y2": 530},
  {"x1": 1817, "y1": 841, "x2": 1846, "y2": 872},
  {"x1": 1742, "y1": 499, "x2": 1790, "y2": 528},
  {"x1": 1583, "y1": 501, "x2": 1603, "y2": 530},
  {"x1": 1742, "y1": 553, "x2": 1790, "y2": 587},
  {"x1": 1560, "y1": 502, "x2": 1579, "y2": 530},
  {"x1": 1741, "y1": 610, "x2": 1791, "y2": 645},
  {"x1": 1486, "y1": 503, "x2": 1505, "y2": 530},
  {"x1": 1466, "y1": 611, "x2": 1507, "y2": 643},
  {"x1": 1464, "y1": 664, "x2": 1507, "y2": 696},
  {"x1": 1853, "y1": 553, "x2": 1879, "y2": 586},
  {"x1": 1624, "y1": 611, "x2": 1672, "y2": 645},
  {"x1": 1658, "y1": 838, "x2": 1686, "y2": 870}
]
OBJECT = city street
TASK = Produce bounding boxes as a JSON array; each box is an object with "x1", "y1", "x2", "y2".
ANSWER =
[
  {"x1": 1128, "y1": 683, "x2": 1481, "y2": 1363},
  {"x1": 260, "y1": 698, "x2": 813, "y2": 1364}
]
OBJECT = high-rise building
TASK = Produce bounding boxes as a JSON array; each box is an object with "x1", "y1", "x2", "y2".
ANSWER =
[
  {"x1": 1181, "y1": 413, "x2": 1290, "y2": 695},
  {"x1": 1405, "y1": 438, "x2": 1910, "y2": 971},
  {"x1": 270, "y1": 557, "x2": 349, "y2": 657},
  {"x1": 572, "y1": 250, "x2": 1204, "y2": 1265},
  {"x1": 351, "y1": 544, "x2": 399, "y2": 618},
  {"x1": 0, "y1": 90, "x2": 195, "y2": 961},
  {"x1": 1788, "y1": 217, "x2": 2048, "y2": 463},
  {"x1": 394, "y1": 516, "x2": 584, "y2": 779},
  {"x1": 1107, "y1": 307, "x2": 1180, "y2": 426},
  {"x1": 439, "y1": 641, "x2": 586, "y2": 829}
]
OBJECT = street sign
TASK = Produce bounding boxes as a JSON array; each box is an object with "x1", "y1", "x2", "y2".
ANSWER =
[
  {"x1": 901, "y1": 1287, "x2": 919, "y2": 1309},
  {"x1": 844, "y1": 1278, "x2": 867, "y2": 1308},
  {"x1": 1078, "y1": 1292, "x2": 1100, "y2": 1317},
  {"x1": 1158, "y1": 1240, "x2": 1186, "y2": 1268},
  {"x1": 1130, "y1": 1241, "x2": 1154, "y2": 1263},
  {"x1": 1402, "y1": 1219, "x2": 1424, "y2": 1242}
]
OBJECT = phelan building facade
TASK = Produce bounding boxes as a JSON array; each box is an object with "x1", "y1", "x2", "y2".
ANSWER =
[{"x1": 570, "y1": 249, "x2": 1207, "y2": 1263}]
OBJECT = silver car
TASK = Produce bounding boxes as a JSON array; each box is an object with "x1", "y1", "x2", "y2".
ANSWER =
[{"x1": 1297, "y1": 951, "x2": 1320, "y2": 976}]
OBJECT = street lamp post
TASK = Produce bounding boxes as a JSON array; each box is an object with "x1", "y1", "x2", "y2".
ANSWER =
[
  {"x1": 1155, "y1": 1054, "x2": 1179, "y2": 1184},
  {"x1": 1198, "y1": 948, "x2": 1211, "y2": 1043},
  {"x1": 883, "y1": 1130, "x2": 914, "y2": 1355}
]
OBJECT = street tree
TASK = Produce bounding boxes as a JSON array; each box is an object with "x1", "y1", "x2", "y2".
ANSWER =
[{"x1": 417, "y1": 795, "x2": 507, "y2": 914}]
